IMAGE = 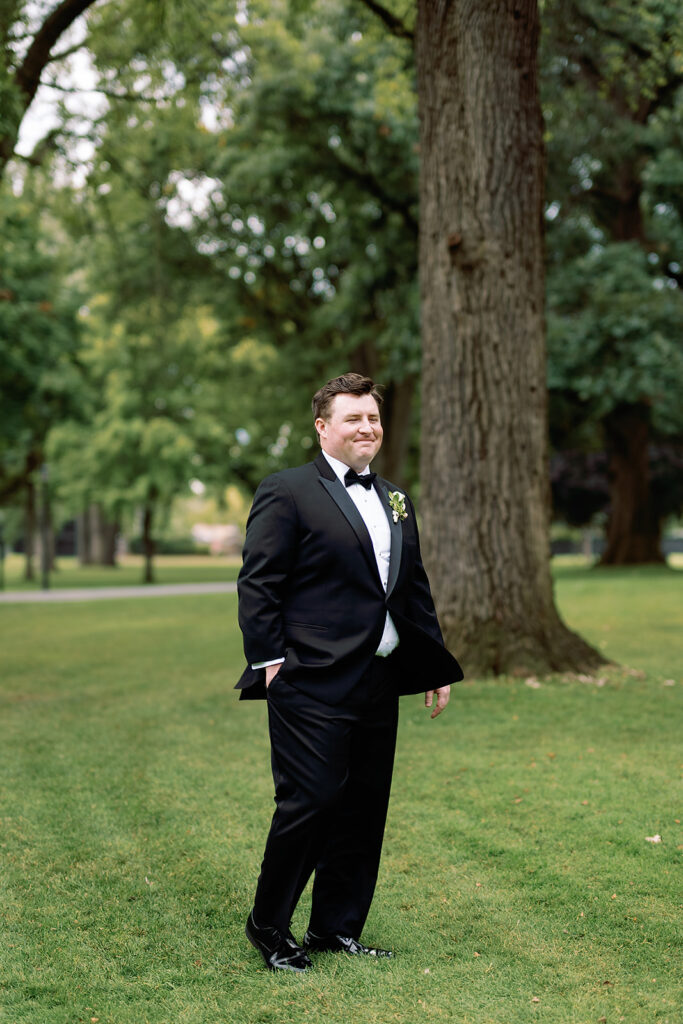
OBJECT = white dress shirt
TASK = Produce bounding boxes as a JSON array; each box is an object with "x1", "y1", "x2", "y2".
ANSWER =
[
  {"x1": 321, "y1": 451, "x2": 399, "y2": 656},
  {"x1": 252, "y1": 450, "x2": 399, "y2": 668}
]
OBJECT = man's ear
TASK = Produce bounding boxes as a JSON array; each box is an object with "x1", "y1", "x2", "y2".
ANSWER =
[{"x1": 314, "y1": 417, "x2": 326, "y2": 439}]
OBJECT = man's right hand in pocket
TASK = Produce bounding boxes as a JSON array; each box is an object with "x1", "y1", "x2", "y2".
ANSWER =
[{"x1": 265, "y1": 664, "x2": 281, "y2": 688}]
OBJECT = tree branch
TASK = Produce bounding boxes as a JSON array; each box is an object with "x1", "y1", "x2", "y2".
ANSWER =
[
  {"x1": 2, "y1": 0, "x2": 100, "y2": 172},
  {"x1": 354, "y1": 0, "x2": 414, "y2": 43},
  {"x1": 45, "y1": 41, "x2": 89, "y2": 65},
  {"x1": 575, "y1": 4, "x2": 655, "y2": 66},
  {"x1": 41, "y1": 79, "x2": 161, "y2": 103},
  {"x1": 328, "y1": 145, "x2": 418, "y2": 234},
  {"x1": 15, "y1": 0, "x2": 98, "y2": 109}
]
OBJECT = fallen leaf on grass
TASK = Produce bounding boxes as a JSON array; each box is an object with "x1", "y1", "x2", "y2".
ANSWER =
[
  {"x1": 663, "y1": 679, "x2": 675, "y2": 686},
  {"x1": 531, "y1": 996, "x2": 540, "y2": 1003},
  {"x1": 525, "y1": 678, "x2": 541, "y2": 689},
  {"x1": 645, "y1": 834, "x2": 662, "y2": 843}
]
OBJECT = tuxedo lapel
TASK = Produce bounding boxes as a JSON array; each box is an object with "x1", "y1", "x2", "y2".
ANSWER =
[
  {"x1": 315, "y1": 453, "x2": 383, "y2": 588},
  {"x1": 375, "y1": 479, "x2": 403, "y2": 598},
  {"x1": 318, "y1": 477, "x2": 383, "y2": 587}
]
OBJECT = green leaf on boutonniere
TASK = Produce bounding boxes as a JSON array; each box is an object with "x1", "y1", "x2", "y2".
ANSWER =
[{"x1": 388, "y1": 490, "x2": 408, "y2": 523}]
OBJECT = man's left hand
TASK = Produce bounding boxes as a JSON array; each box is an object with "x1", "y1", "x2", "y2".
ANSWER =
[{"x1": 425, "y1": 685, "x2": 450, "y2": 719}]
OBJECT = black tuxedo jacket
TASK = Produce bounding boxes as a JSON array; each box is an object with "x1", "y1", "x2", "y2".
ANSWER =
[{"x1": 235, "y1": 452, "x2": 463, "y2": 703}]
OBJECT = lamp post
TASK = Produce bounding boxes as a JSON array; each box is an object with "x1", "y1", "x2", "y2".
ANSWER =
[{"x1": 40, "y1": 463, "x2": 50, "y2": 590}]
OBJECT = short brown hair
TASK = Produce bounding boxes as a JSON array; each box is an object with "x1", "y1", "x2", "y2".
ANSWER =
[{"x1": 312, "y1": 373, "x2": 383, "y2": 422}]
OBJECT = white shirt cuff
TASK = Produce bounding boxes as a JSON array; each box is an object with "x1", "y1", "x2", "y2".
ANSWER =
[{"x1": 251, "y1": 657, "x2": 285, "y2": 669}]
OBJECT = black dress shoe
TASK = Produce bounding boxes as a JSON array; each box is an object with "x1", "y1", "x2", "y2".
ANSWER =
[
  {"x1": 245, "y1": 912, "x2": 312, "y2": 972},
  {"x1": 303, "y1": 929, "x2": 393, "y2": 958}
]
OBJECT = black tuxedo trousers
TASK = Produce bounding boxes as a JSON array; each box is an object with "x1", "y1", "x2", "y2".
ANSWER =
[{"x1": 252, "y1": 655, "x2": 399, "y2": 937}]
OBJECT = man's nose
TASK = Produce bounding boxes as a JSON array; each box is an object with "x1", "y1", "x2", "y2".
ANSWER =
[{"x1": 358, "y1": 419, "x2": 374, "y2": 433}]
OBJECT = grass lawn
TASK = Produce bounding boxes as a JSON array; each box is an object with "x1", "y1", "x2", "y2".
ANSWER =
[
  {"x1": 1, "y1": 565, "x2": 681, "y2": 1023},
  {"x1": 1, "y1": 554, "x2": 241, "y2": 590}
]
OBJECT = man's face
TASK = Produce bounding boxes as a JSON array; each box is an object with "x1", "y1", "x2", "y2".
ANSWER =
[{"x1": 315, "y1": 392, "x2": 383, "y2": 472}]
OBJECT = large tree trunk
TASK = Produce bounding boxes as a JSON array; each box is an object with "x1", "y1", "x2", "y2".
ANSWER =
[
  {"x1": 416, "y1": 0, "x2": 604, "y2": 676},
  {"x1": 600, "y1": 403, "x2": 664, "y2": 565}
]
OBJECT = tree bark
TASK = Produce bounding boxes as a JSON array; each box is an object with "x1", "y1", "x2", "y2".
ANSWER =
[
  {"x1": 77, "y1": 503, "x2": 118, "y2": 564},
  {"x1": 600, "y1": 403, "x2": 664, "y2": 565},
  {"x1": 24, "y1": 477, "x2": 36, "y2": 581},
  {"x1": 416, "y1": 0, "x2": 604, "y2": 676},
  {"x1": 77, "y1": 508, "x2": 92, "y2": 565},
  {"x1": 89, "y1": 503, "x2": 118, "y2": 565},
  {"x1": 39, "y1": 467, "x2": 52, "y2": 589},
  {"x1": 142, "y1": 502, "x2": 155, "y2": 584}
]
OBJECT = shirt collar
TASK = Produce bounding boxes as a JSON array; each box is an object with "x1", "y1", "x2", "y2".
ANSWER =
[{"x1": 321, "y1": 449, "x2": 370, "y2": 483}]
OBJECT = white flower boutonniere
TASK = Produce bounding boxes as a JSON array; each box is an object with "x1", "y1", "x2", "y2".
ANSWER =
[{"x1": 388, "y1": 490, "x2": 408, "y2": 523}]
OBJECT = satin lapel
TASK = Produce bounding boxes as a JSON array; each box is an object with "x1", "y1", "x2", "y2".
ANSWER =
[
  {"x1": 375, "y1": 479, "x2": 403, "y2": 598},
  {"x1": 318, "y1": 475, "x2": 383, "y2": 587}
]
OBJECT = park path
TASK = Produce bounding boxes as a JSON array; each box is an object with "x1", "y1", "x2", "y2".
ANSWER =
[{"x1": 0, "y1": 582, "x2": 237, "y2": 604}]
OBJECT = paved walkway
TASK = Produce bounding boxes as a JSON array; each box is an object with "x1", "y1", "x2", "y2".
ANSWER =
[{"x1": 0, "y1": 582, "x2": 237, "y2": 604}]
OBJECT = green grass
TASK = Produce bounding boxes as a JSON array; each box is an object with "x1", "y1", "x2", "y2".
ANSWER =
[
  {"x1": 1, "y1": 554, "x2": 240, "y2": 590},
  {"x1": 1, "y1": 566, "x2": 681, "y2": 1023}
]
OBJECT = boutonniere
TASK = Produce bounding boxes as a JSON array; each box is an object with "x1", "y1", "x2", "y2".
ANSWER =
[{"x1": 388, "y1": 490, "x2": 408, "y2": 523}]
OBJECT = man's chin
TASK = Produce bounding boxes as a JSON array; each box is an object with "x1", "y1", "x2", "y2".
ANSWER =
[{"x1": 349, "y1": 452, "x2": 380, "y2": 471}]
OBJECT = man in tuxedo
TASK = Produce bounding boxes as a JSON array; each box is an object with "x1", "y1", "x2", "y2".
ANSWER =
[{"x1": 236, "y1": 372, "x2": 463, "y2": 972}]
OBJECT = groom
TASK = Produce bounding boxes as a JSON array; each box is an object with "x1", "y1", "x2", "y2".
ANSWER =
[{"x1": 236, "y1": 372, "x2": 463, "y2": 971}]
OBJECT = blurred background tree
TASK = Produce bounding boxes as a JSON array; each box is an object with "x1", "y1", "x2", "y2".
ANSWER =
[
  {"x1": 543, "y1": 0, "x2": 683, "y2": 562},
  {"x1": 0, "y1": 181, "x2": 83, "y2": 578}
]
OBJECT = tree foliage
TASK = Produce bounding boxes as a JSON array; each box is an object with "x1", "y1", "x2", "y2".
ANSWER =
[
  {"x1": 0, "y1": 184, "x2": 82, "y2": 501},
  {"x1": 542, "y1": 0, "x2": 683, "y2": 558}
]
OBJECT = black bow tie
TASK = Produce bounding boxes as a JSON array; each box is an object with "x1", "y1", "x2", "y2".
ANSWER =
[{"x1": 344, "y1": 468, "x2": 376, "y2": 490}]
